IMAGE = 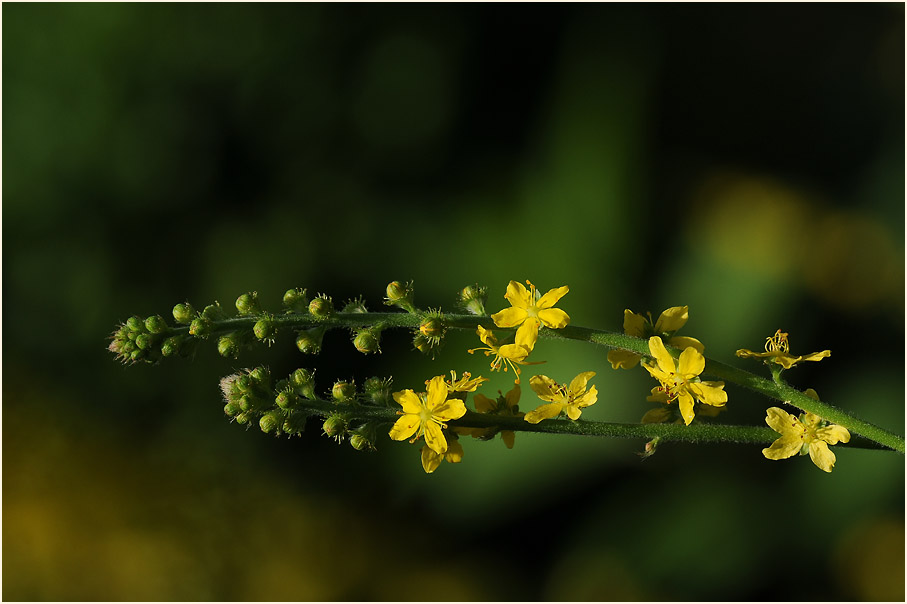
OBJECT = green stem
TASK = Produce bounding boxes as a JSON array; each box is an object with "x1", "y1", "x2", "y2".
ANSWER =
[
  {"x1": 165, "y1": 311, "x2": 904, "y2": 453},
  {"x1": 291, "y1": 397, "x2": 887, "y2": 450}
]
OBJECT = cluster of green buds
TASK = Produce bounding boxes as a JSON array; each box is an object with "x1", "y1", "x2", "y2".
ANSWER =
[
  {"x1": 108, "y1": 313, "x2": 195, "y2": 364},
  {"x1": 219, "y1": 365, "x2": 393, "y2": 451}
]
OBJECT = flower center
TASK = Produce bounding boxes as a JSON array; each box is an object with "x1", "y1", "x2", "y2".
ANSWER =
[{"x1": 765, "y1": 329, "x2": 790, "y2": 353}]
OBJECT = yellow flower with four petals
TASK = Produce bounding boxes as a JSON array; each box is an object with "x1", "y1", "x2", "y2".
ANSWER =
[
  {"x1": 762, "y1": 389, "x2": 850, "y2": 472},
  {"x1": 389, "y1": 375, "x2": 467, "y2": 454},
  {"x1": 642, "y1": 336, "x2": 727, "y2": 425},
  {"x1": 523, "y1": 371, "x2": 598, "y2": 424}
]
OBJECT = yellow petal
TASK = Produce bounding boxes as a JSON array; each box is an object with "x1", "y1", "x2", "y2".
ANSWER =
[
  {"x1": 608, "y1": 349, "x2": 641, "y2": 370},
  {"x1": 504, "y1": 384, "x2": 521, "y2": 409},
  {"x1": 646, "y1": 387, "x2": 669, "y2": 404},
  {"x1": 688, "y1": 381, "x2": 727, "y2": 407},
  {"x1": 492, "y1": 306, "x2": 529, "y2": 328},
  {"x1": 736, "y1": 348, "x2": 771, "y2": 359},
  {"x1": 641, "y1": 360, "x2": 671, "y2": 384},
  {"x1": 515, "y1": 320, "x2": 539, "y2": 351},
  {"x1": 537, "y1": 307, "x2": 570, "y2": 329},
  {"x1": 762, "y1": 435, "x2": 803, "y2": 460},
  {"x1": 568, "y1": 371, "x2": 596, "y2": 397},
  {"x1": 389, "y1": 414, "x2": 421, "y2": 441},
  {"x1": 393, "y1": 389, "x2": 423, "y2": 415},
  {"x1": 677, "y1": 346, "x2": 705, "y2": 377},
  {"x1": 498, "y1": 342, "x2": 529, "y2": 361},
  {"x1": 501, "y1": 430, "x2": 515, "y2": 449},
  {"x1": 801, "y1": 412, "x2": 822, "y2": 429},
  {"x1": 573, "y1": 384, "x2": 598, "y2": 409},
  {"x1": 804, "y1": 388, "x2": 820, "y2": 400},
  {"x1": 536, "y1": 285, "x2": 569, "y2": 309},
  {"x1": 677, "y1": 392, "x2": 695, "y2": 425},
  {"x1": 476, "y1": 325, "x2": 496, "y2": 347},
  {"x1": 523, "y1": 402, "x2": 566, "y2": 424},
  {"x1": 421, "y1": 446, "x2": 442, "y2": 473},
  {"x1": 434, "y1": 398, "x2": 467, "y2": 422},
  {"x1": 474, "y1": 393, "x2": 495, "y2": 414},
  {"x1": 764, "y1": 407, "x2": 799, "y2": 435},
  {"x1": 423, "y1": 421, "x2": 448, "y2": 454},
  {"x1": 817, "y1": 425, "x2": 850, "y2": 445},
  {"x1": 654, "y1": 305, "x2": 689, "y2": 333},
  {"x1": 648, "y1": 336, "x2": 676, "y2": 375},
  {"x1": 504, "y1": 280, "x2": 530, "y2": 309},
  {"x1": 808, "y1": 440, "x2": 836, "y2": 472},
  {"x1": 565, "y1": 404, "x2": 583, "y2": 420},
  {"x1": 445, "y1": 439, "x2": 464, "y2": 463},
  {"x1": 641, "y1": 406, "x2": 673, "y2": 424},
  {"x1": 425, "y1": 376, "x2": 448, "y2": 409},
  {"x1": 774, "y1": 353, "x2": 801, "y2": 369},
  {"x1": 667, "y1": 336, "x2": 704, "y2": 353},
  {"x1": 528, "y1": 374, "x2": 561, "y2": 402},
  {"x1": 622, "y1": 309, "x2": 647, "y2": 338},
  {"x1": 799, "y1": 350, "x2": 831, "y2": 363}
]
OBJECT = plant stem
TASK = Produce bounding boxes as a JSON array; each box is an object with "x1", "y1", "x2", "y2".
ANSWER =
[{"x1": 166, "y1": 311, "x2": 905, "y2": 453}]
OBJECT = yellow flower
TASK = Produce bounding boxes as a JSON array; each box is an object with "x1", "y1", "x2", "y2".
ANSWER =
[
  {"x1": 420, "y1": 438, "x2": 464, "y2": 474},
  {"x1": 462, "y1": 384, "x2": 524, "y2": 448},
  {"x1": 642, "y1": 386, "x2": 725, "y2": 424},
  {"x1": 524, "y1": 371, "x2": 598, "y2": 424},
  {"x1": 608, "y1": 306, "x2": 704, "y2": 370},
  {"x1": 389, "y1": 375, "x2": 467, "y2": 454},
  {"x1": 441, "y1": 370, "x2": 487, "y2": 395},
  {"x1": 736, "y1": 329, "x2": 831, "y2": 370},
  {"x1": 642, "y1": 336, "x2": 727, "y2": 425},
  {"x1": 762, "y1": 390, "x2": 850, "y2": 472},
  {"x1": 467, "y1": 325, "x2": 540, "y2": 383},
  {"x1": 491, "y1": 280, "x2": 570, "y2": 347}
]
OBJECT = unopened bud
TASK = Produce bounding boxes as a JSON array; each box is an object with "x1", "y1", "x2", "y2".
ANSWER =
[
  {"x1": 235, "y1": 292, "x2": 262, "y2": 316},
  {"x1": 144, "y1": 315, "x2": 168, "y2": 334},
  {"x1": 134, "y1": 333, "x2": 154, "y2": 351},
  {"x1": 308, "y1": 295, "x2": 334, "y2": 319},
  {"x1": 275, "y1": 390, "x2": 298, "y2": 410},
  {"x1": 235, "y1": 411, "x2": 253, "y2": 425},
  {"x1": 172, "y1": 303, "x2": 196, "y2": 324},
  {"x1": 322, "y1": 414, "x2": 347, "y2": 439},
  {"x1": 201, "y1": 302, "x2": 226, "y2": 321},
  {"x1": 296, "y1": 326, "x2": 325, "y2": 354},
  {"x1": 249, "y1": 367, "x2": 271, "y2": 388},
  {"x1": 291, "y1": 368, "x2": 317, "y2": 399},
  {"x1": 283, "y1": 411, "x2": 309, "y2": 435},
  {"x1": 349, "y1": 433, "x2": 370, "y2": 451},
  {"x1": 332, "y1": 380, "x2": 356, "y2": 403},
  {"x1": 259, "y1": 410, "x2": 284, "y2": 434},
  {"x1": 458, "y1": 284, "x2": 488, "y2": 316},
  {"x1": 224, "y1": 402, "x2": 243, "y2": 417},
  {"x1": 253, "y1": 316, "x2": 277, "y2": 342},
  {"x1": 362, "y1": 376, "x2": 393, "y2": 406},
  {"x1": 353, "y1": 327, "x2": 381, "y2": 354},
  {"x1": 160, "y1": 336, "x2": 182, "y2": 357},
  {"x1": 385, "y1": 280, "x2": 416, "y2": 312},
  {"x1": 126, "y1": 316, "x2": 145, "y2": 333},
  {"x1": 217, "y1": 332, "x2": 244, "y2": 358},
  {"x1": 419, "y1": 316, "x2": 444, "y2": 338},
  {"x1": 189, "y1": 317, "x2": 213, "y2": 337},
  {"x1": 343, "y1": 296, "x2": 368, "y2": 313},
  {"x1": 282, "y1": 288, "x2": 309, "y2": 313}
]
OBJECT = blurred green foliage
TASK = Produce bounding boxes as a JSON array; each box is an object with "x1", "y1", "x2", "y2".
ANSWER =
[{"x1": 3, "y1": 3, "x2": 904, "y2": 601}]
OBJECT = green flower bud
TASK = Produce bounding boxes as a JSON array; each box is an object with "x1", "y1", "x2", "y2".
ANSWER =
[
  {"x1": 291, "y1": 368, "x2": 316, "y2": 399},
  {"x1": 172, "y1": 303, "x2": 196, "y2": 324},
  {"x1": 249, "y1": 366, "x2": 271, "y2": 388},
  {"x1": 235, "y1": 291, "x2": 262, "y2": 316},
  {"x1": 283, "y1": 411, "x2": 309, "y2": 435},
  {"x1": 189, "y1": 317, "x2": 213, "y2": 337},
  {"x1": 259, "y1": 410, "x2": 284, "y2": 434},
  {"x1": 235, "y1": 411, "x2": 253, "y2": 425},
  {"x1": 121, "y1": 339, "x2": 137, "y2": 354},
  {"x1": 419, "y1": 316, "x2": 444, "y2": 338},
  {"x1": 275, "y1": 390, "x2": 298, "y2": 410},
  {"x1": 350, "y1": 423, "x2": 378, "y2": 451},
  {"x1": 295, "y1": 327, "x2": 325, "y2": 354},
  {"x1": 349, "y1": 433, "x2": 370, "y2": 451},
  {"x1": 239, "y1": 393, "x2": 268, "y2": 413},
  {"x1": 308, "y1": 295, "x2": 334, "y2": 319},
  {"x1": 215, "y1": 332, "x2": 238, "y2": 358},
  {"x1": 134, "y1": 333, "x2": 155, "y2": 350},
  {"x1": 331, "y1": 380, "x2": 356, "y2": 403},
  {"x1": 342, "y1": 296, "x2": 368, "y2": 313},
  {"x1": 224, "y1": 401, "x2": 243, "y2": 417},
  {"x1": 384, "y1": 280, "x2": 416, "y2": 312},
  {"x1": 126, "y1": 316, "x2": 145, "y2": 333},
  {"x1": 129, "y1": 349, "x2": 146, "y2": 363},
  {"x1": 353, "y1": 327, "x2": 381, "y2": 354},
  {"x1": 144, "y1": 315, "x2": 168, "y2": 334},
  {"x1": 413, "y1": 333, "x2": 431, "y2": 355},
  {"x1": 362, "y1": 376, "x2": 393, "y2": 407},
  {"x1": 236, "y1": 374, "x2": 254, "y2": 394},
  {"x1": 458, "y1": 284, "x2": 488, "y2": 316},
  {"x1": 201, "y1": 302, "x2": 226, "y2": 321},
  {"x1": 253, "y1": 316, "x2": 277, "y2": 342},
  {"x1": 282, "y1": 288, "x2": 309, "y2": 313},
  {"x1": 322, "y1": 414, "x2": 347, "y2": 440}
]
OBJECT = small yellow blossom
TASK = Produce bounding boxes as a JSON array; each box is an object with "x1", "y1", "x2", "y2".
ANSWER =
[
  {"x1": 524, "y1": 371, "x2": 598, "y2": 424},
  {"x1": 420, "y1": 438, "x2": 464, "y2": 474},
  {"x1": 608, "y1": 306, "x2": 704, "y2": 370},
  {"x1": 642, "y1": 386, "x2": 725, "y2": 424},
  {"x1": 736, "y1": 329, "x2": 831, "y2": 370},
  {"x1": 389, "y1": 375, "x2": 467, "y2": 454},
  {"x1": 642, "y1": 336, "x2": 727, "y2": 426},
  {"x1": 460, "y1": 384, "x2": 524, "y2": 448},
  {"x1": 762, "y1": 390, "x2": 850, "y2": 472},
  {"x1": 439, "y1": 370, "x2": 488, "y2": 395},
  {"x1": 467, "y1": 325, "x2": 541, "y2": 383},
  {"x1": 491, "y1": 280, "x2": 570, "y2": 347}
]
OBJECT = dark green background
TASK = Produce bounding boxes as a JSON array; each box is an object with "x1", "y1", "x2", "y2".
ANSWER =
[{"x1": 4, "y1": 3, "x2": 904, "y2": 601}]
